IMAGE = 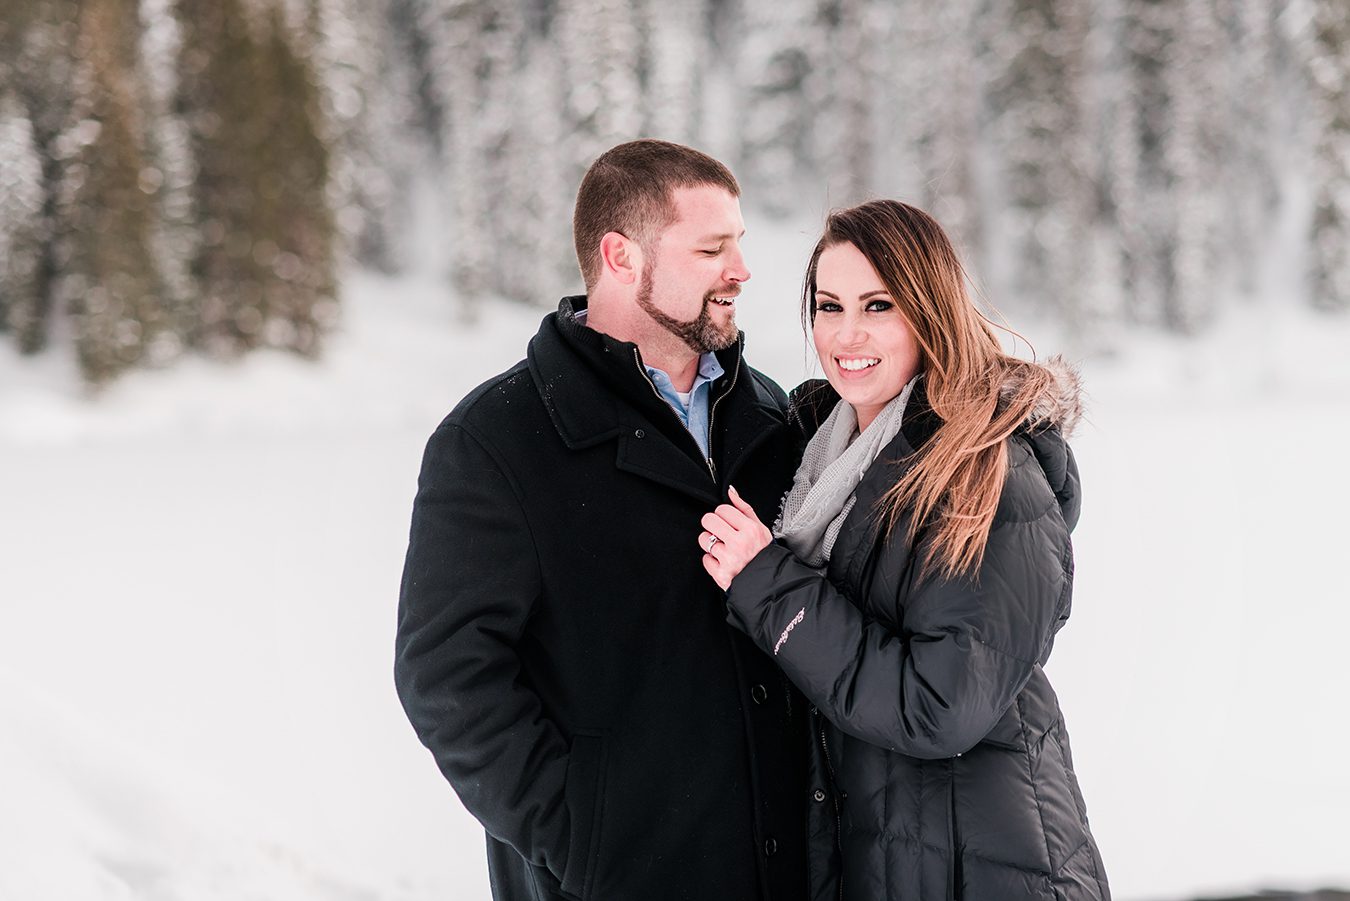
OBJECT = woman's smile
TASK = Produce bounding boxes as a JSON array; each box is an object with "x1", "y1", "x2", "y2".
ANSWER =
[{"x1": 834, "y1": 354, "x2": 881, "y2": 374}]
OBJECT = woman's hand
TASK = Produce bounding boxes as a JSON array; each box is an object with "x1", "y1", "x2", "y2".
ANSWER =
[{"x1": 699, "y1": 486, "x2": 773, "y2": 590}]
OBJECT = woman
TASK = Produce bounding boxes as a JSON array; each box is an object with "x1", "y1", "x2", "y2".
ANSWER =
[{"x1": 699, "y1": 200, "x2": 1109, "y2": 901}]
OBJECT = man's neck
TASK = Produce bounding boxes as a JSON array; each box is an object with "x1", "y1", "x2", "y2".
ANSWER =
[
  {"x1": 584, "y1": 296, "x2": 702, "y2": 393},
  {"x1": 640, "y1": 348, "x2": 700, "y2": 393}
]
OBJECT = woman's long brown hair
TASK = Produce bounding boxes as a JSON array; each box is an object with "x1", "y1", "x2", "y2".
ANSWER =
[{"x1": 802, "y1": 200, "x2": 1056, "y2": 581}]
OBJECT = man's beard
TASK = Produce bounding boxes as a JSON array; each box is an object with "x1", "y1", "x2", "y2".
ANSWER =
[{"x1": 635, "y1": 261, "x2": 739, "y2": 355}]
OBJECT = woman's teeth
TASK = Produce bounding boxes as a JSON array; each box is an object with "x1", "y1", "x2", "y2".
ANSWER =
[{"x1": 837, "y1": 357, "x2": 880, "y2": 371}]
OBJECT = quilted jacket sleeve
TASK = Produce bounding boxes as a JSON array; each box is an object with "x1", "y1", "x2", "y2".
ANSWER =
[
  {"x1": 724, "y1": 463, "x2": 1073, "y2": 759},
  {"x1": 395, "y1": 421, "x2": 575, "y2": 887}
]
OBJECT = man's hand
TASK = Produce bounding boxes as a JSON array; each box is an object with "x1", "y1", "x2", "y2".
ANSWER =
[{"x1": 699, "y1": 485, "x2": 773, "y2": 590}]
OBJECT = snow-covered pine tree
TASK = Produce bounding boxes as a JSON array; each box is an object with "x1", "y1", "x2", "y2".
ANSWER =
[
  {"x1": 988, "y1": 0, "x2": 1096, "y2": 332},
  {"x1": 1220, "y1": 0, "x2": 1278, "y2": 300},
  {"x1": 307, "y1": 0, "x2": 415, "y2": 274},
  {"x1": 0, "y1": 88, "x2": 46, "y2": 351},
  {"x1": 58, "y1": 0, "x2": 168, "y2": 384},
  {"x1": 138, "y1": 0, "x2": 197, "y2": 364},
  {"x1": 1111, "y1": 0, "x2": 1176, "y2": 327},
  {"x1": 1308, "y1": 0, "x2": 1350, "y2": 311},
  {"x1": 886, "y1": 0, "x2": 982, "y2": 270},
  {"x1": 254, "y1": 3, "x2": 337, "y2": 352},
  {"x1": 1163, "y1": 0, "x2": 1225, "y2": 333},
  {"x1": 497, "y1": 26, "x2": 577, "y2": 303},
  {"x1": 409, "y1": 0, "x2": 530, "y2": 317},
  {"x1": 176, "y1": 0, "x2": 336, "y2": 357},
  {"x1": 2, "y1": 0, "x2": 83, "y2": 354},
  {"x1": 735, "y1": 0, "x2": 824, "y2": 215},
  {"x1": 811, "y1": 0, "x2": 879, "y2": 209},
  {"x1": 1075, "y1": 0, "x2": 1130, "y2": 351},
  {"x1": 637, "y1": 0, "x2": 707, "y2": 144}
]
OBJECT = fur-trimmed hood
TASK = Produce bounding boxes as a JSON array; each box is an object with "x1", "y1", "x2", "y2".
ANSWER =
[
  {"x1": 1007, "y1": 356, "x2": 1083, "y2": 530},
  {"x1": 1005, "y1": 355, "x2": 1085, "y2": 438}
]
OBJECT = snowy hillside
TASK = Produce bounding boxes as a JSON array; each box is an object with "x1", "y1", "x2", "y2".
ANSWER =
[{"x1": 2, "y1": 215, "x2": 1349, "y2": 900}]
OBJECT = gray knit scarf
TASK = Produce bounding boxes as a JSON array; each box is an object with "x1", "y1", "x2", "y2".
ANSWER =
[{"x1": 774, "y1": 376, "x2": 919, "y2": 566}]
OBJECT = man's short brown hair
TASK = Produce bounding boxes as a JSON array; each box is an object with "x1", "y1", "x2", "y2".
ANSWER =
[{"x1": 573, "y1": 139, "x2": 740, "y2": 290}]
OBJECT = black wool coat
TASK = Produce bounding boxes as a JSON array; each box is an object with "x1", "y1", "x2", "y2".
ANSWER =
[
  {"x1": 725, "y1": 376, "x2": 1110, "y2": 901},
  {"x1": 396, "y1": 297, "x2": 809, "y2": 901}
]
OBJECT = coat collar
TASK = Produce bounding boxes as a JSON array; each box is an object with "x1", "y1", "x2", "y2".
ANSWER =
[
  {"x1": 788, "y1": 376, "x2": 942, "y2": 455},
  {"x1": 528, "y1": 296, "x2": 787, "y2": 502}
]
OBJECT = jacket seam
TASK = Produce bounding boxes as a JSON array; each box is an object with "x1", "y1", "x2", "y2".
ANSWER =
[
  {"x1": 991, "y1": 494, "x2": 1060, "y2": 527},
  {"x1": 860, "y1": 831, "x2": 1082, "y2": 879},
  {"x1": 1016, "y1": 694, "x2": 1056, "y2": 875},
  {"x1": 970, "y1": 632, "x2": 1052, "y2": 668},
  {"x1": 1058, "y1": 719, "x2": 1106, "y2": 896}
]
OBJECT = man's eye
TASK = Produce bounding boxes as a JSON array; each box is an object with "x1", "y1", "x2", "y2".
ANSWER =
[{"x1": 702, "y1": 248, "x2": 721, "y2": 255}]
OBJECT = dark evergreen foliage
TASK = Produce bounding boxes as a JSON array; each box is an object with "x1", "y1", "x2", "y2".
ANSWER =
[{"x1": 176, "y1": 0, "x2": 335, "y2": 358}]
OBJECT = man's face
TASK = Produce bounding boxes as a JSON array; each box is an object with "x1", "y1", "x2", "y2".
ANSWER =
[{"x1": 635, "y1": 185, "x2": 750, "y2": 355}]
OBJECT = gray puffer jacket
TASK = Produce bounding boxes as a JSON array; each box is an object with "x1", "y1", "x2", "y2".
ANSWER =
[{"x1": 726, "y1": 371, "x2": 1110, "y2": 901}]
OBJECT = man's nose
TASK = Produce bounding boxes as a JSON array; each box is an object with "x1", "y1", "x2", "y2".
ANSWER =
[{"x1": 724, "y1": 247, "x2": 750, "y2": 284}]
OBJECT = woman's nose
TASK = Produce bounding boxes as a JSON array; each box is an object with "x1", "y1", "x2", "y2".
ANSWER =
[{"x1": 836, "y1": 313, "x2": 866, "y2": 346}]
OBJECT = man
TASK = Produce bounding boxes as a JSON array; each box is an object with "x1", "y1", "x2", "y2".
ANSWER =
[{"x1": 395, "y1": 140, "x2": 808, "y2": 901}]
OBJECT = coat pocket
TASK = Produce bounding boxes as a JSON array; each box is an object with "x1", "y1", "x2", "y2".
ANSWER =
[{"x1": 560, "y1": 731, "x2": 607, "y2": 900}]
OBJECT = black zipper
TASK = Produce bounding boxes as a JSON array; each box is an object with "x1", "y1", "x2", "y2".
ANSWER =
[{"x1": 705, "y1": 349, "x2": 741, "y2": 481}]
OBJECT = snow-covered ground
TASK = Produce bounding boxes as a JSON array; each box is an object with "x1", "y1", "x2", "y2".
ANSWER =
[{"x1": 3, "y1": 214, "x2": 1349, "y2": 900}]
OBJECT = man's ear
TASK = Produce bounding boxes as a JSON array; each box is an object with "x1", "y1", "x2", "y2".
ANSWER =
[{"x1": 599, "y1": 231, "x2": 641, "y2": 286}]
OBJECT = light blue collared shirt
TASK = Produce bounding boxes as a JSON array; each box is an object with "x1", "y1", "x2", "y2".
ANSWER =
[
  {"x1": 574, "y1": 308, "x2": 724, "y2": 459},
  {"x1": 644, "y1": 352, "x2": 725, "y2": 460}
]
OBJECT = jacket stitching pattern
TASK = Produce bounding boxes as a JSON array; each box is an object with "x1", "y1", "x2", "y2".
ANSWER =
[
  {"x1": 1058, "y1": 719, "x2": 1106, "y2": 897},
  {"x1": 1016, "y1": 693, "x2": 1057, "y2": 878}
]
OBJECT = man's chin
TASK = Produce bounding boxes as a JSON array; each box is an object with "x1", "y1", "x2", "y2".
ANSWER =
[{"x1": 692, "y1": 325, "x2": 738, "y2": 354}]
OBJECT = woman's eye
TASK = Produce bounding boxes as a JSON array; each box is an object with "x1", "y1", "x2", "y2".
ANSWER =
[
  {"x1": 815, "y1": 301, "x2": 841, "y2": 313},
  {"x1": 866, "y1": 299, "x2": 893, "y2": 312}
]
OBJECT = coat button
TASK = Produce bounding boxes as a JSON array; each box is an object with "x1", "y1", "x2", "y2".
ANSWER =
[
  {"x1": 634, "y1": 428, "x2": 646, "y2": 439},
  {"x1": 813, "y1": 789, "x2": 826, "y2": 802},
  {"x1": 764, "y1": 837, "x2": 778, "y2": 856},
  {"x1": 750, "y1": 684, "x2": 768, "y2": 704}
]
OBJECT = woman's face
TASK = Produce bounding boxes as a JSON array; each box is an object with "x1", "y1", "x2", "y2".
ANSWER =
[{"x1": 812, "y1": 242, "x2": 922, "y2": 432}]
